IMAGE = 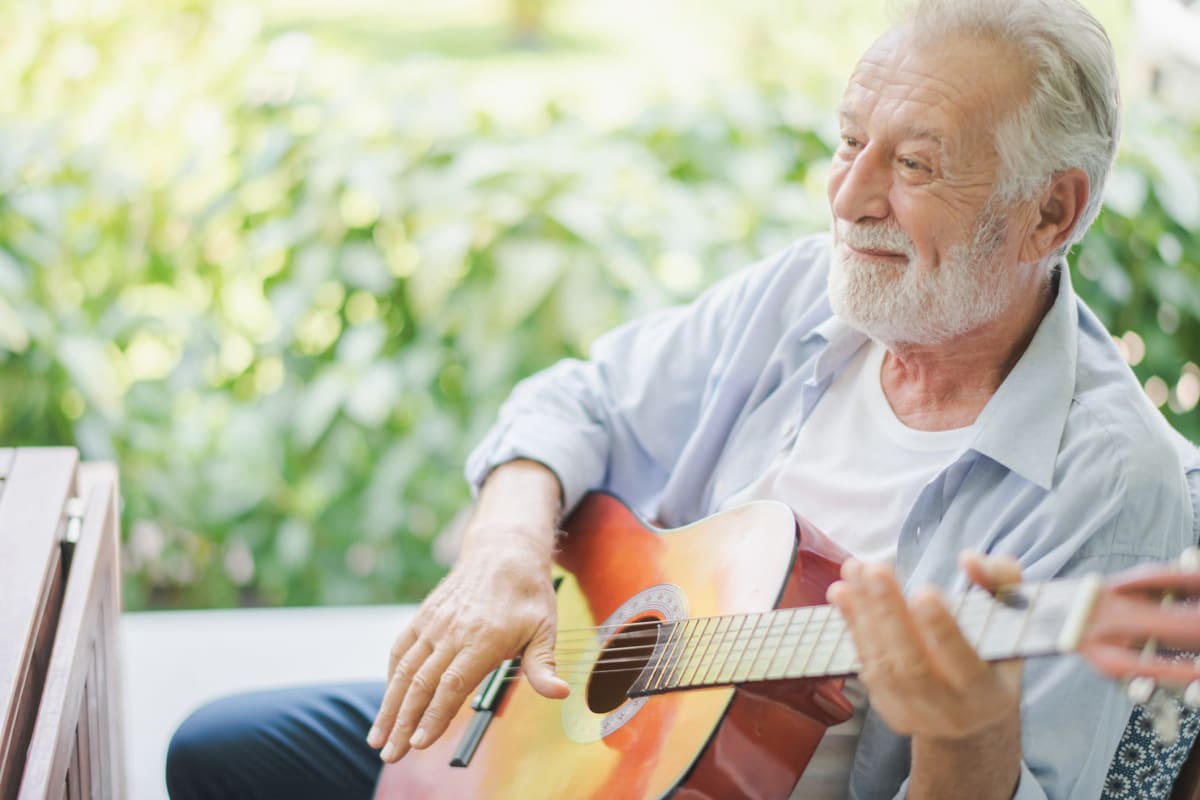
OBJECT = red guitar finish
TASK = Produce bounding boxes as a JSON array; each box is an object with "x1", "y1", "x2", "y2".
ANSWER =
[{"x1": 374, "y1": 493, "x2": 853, "y2": 799}]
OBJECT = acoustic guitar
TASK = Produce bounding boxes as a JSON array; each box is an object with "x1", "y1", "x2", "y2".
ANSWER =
[{"x1": 374, "y1": 492, "x2": 1200, "y2": 800}]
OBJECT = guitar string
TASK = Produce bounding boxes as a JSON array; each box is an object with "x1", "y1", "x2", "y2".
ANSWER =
[
  {"x1": 507, "y1": 599, "x2": 1009, "y2": 681},
  {"x1": 546, "y1": 590, "x2": 1007, "y2": 654},
  {"x1": 492, "y1": 622, "x2": 838, "y2": 686},
  {"x1": 541, "y1": 588, "x2": 1028, "y2": 648},
  {"x1": 474, "y1": 595, "x2": 1022, "y2": 686}
]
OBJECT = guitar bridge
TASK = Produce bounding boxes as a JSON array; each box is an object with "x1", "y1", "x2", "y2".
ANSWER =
[{"x1": 450, "y1": 657, "x2": 517, "y2": 768}]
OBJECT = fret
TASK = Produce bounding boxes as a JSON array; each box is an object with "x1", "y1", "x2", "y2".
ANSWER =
[
  {"x1": 729, "y1": 614, "x2": 760, "y2": 683},
  {"x1": 803, "y1": 607, "x2": 836, "y2": 676},
  {"x1": 1010, "y1": 582, "x2": 1043, "y2": 659},
  {"x1": 1022, "y1": 579, "x2": 1087, "y2": 655},
  {"x1": 676, "y1": 617, "x2": 712, "y2": 688},
  {"x1": 651, "y1": 619, "x2": 688, "y2": 692},
  {"x1": 782, "y1": 606, "x2": 820, "y2": 681},
  {"x1": 715, "y1": 614, "x2": 749, "y2": 685},
  {"x1": 975, "y1": 592, "x2": 1027, "y2": 660},
  {"x1": 681, "y1": 618, "x2": 705, "y2": 690},
  {"x1": 806, "y1": 609, "x2": 835, "y2": 681},
  {"x1": 751, "y1": 613, "x2": 780, "y2": 682},
  {"x1": 766, "y1": 608, "x2": 804, "y2": 680},
  {"x1": 825, "y1": 619, "x2": 860, "y2": 675},
  {"x1": 754, "y1": 612, "x2": 781, "y2": 682},
  {"x1": 696, "y1": 618, "x2": 729, "y2": 686},
  {"x1": 952, "y1": 588, "x2": 969, "y2": 621},
  {"x1": 637, "y1": 576, "x2": 1091, "y2": 693},
  {"x1": 791, "y1": 608, "x2": 819, "y2": 678},
  {"x1": 972, "y1": 591, "x2": 997, "y2": 651},
  {"x1": 952, "y1": 592, "x2": 987, "y2": 648},
  {"x1": 693, "y1": 615, "x2": 731, "y2": 686},
  {"x1": 818, "y1": 611, "x2": 847, "y2": 677},
  {"x1": 686, "y1": 615, "x2": 724, "y2": 689},
  {"x1": 953, "y1": 582, "x2": 1078, "y2": 662}
]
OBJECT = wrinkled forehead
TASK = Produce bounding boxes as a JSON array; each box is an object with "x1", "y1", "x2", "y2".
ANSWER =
[{"x1": 842, "y1": 27, "x2": 1032, "y2": 155}]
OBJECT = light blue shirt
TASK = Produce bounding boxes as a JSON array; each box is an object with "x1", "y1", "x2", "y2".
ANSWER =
[{"x1": 466, "y1": 233, "x2": 1193, "y2": 799}]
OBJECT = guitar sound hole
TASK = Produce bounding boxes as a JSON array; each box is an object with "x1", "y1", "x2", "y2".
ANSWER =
[{"x1": 587, "y1": 615, "x2": 661, "y2": 714}]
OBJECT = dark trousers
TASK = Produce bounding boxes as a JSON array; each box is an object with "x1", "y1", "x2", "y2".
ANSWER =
[{"x1": 166, "y1": 681, "x2": 387, "y2": 800}]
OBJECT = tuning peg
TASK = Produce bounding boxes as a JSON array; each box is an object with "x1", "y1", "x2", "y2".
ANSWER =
[
  {"x1": 1128, "y1": 675, "x2": 1156, "y2": 705},
  {"x1": 1149, "y1": 689, "x2": 1181, "y2": 744},
  {"x1": 1181, "y1": 547, "x2": 1200, "y2": 572},
  {"x1": 1186, "y1": 680, "x2": 1200, "y2": 710}
]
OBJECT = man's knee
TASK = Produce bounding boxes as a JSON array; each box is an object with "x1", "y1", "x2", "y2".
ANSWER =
[
  {"x1": 165, "y1": 695, "x2": 256, "y2": 799},
  {"x1": 164, "y1": 683, "x2": 385, "y2": 800}
]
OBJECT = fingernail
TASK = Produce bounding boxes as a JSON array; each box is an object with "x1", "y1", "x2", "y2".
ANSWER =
[
  {"x1": 367, "y1": 726, "x2": 381, "y2": 747},
  {"x1": 826, "y1": 581, "x2": 844, "y2": 604},
  {"x1": 409, "y1": 728, "x2": 426, "y2": 748},
  {"x1": 380, "y1": 743, "x2": 396, "y2": 761}
]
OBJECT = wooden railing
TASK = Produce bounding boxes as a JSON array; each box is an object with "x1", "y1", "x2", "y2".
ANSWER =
[{"x1": 0, "y1": 449, "x2": 123, "y2": 800}]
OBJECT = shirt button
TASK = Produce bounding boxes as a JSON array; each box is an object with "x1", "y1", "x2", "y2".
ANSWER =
[
  {"x1": 714, "y1": 480, "x2": 726, "y2": 495},
  {"x1": 782, "y1": 421, "x2": 798, "y2": 438}
]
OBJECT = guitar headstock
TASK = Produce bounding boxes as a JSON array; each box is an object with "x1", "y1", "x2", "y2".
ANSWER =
[{"x1": 1078, "y1": 547, "x2": 1200, "y2": 742}]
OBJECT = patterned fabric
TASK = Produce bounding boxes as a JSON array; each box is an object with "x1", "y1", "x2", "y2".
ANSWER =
[
  {"x1": 1103, "y1": 432, "x2": 1199, "y2": 799},
  {"x1": 1102, "y1": 703, "x2": 1199, "y2": 799}
]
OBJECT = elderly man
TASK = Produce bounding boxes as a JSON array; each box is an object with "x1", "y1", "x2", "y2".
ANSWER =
[{"x1": 167, "y1": 0, "x2": 1193, "y2": 798}]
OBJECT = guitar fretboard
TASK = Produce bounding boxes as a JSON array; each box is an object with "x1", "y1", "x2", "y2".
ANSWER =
[{"x1": 629, "y1": 577, "x2": 1094, "y2": 696}]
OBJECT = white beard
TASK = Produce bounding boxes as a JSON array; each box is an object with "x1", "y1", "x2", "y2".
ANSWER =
[{"x1": 828, "y1": 208, "x2": 1016, "y2": 346}]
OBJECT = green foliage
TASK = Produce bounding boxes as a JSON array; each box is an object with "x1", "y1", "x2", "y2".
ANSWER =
[{"x1": 0, "y1": 3, "x2": 1196, "y2": 609}]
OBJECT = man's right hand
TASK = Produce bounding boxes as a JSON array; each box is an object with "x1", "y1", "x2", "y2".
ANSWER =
[{"x1": 366, "y1": 460, "x2": 570, "y2": 762}]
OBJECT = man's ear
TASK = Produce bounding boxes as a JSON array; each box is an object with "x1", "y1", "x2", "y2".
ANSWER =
[{"x1": 1020, "y1": 168, "x2": 1089, "y2": 263}]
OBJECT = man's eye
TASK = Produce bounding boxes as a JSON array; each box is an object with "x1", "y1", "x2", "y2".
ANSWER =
[
  {"x1": 900, "y1": 157, "x2": 929, "y2": 171},
  {"x1": 841, "y1": 136, "x2": 862, "y2": 148}
]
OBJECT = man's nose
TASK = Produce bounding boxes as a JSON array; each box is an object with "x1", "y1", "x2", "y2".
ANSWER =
[{"x1": 831, "y1": 150, "x2": 891, "y2": 223}]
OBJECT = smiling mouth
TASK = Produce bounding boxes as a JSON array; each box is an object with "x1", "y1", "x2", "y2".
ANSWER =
[{"x1": 844, "y1": 244, "x2": 908, "y2": 260}]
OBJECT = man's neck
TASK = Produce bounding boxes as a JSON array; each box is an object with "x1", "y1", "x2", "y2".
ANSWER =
[{"x1": 880, "y1": 271, "x2": 1057, "y2": 431}]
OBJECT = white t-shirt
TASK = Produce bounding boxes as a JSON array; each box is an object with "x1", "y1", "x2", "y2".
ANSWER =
[
  {"x1": 721, "y1": 338, "x2": 975, "y2": 563},
  {"x1": 720, "y1": 337, "x2": 975, "y2": 799}
]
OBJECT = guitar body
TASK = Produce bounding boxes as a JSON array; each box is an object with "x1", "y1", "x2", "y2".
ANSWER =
[{"x1": 374, "y1": 493, "x2": 854, "y2": 799}]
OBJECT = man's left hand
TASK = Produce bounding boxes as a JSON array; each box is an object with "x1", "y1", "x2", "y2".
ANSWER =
[{"x1": 826, "y1": 553, "x2": 1023, "y2": 740}]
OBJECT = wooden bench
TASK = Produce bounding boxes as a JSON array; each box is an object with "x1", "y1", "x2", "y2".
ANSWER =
[{"x1": 0, "y1": 449, "x2": 123, "y2": 800}]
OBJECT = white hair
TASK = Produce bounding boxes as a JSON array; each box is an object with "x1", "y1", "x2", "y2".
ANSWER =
[{"x1": 894, "y1": 0, "x2": 1121, "y2": 258}]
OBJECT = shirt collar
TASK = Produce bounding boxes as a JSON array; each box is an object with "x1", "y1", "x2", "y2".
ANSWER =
[
  {"x1": 807, "y1": 305, "x2": 870, "y2": 383},
  {"x1": 807, "y1": 263, "x2": 1078, "y2": 490},
  {"x1": 968, "y1": 263, "x2": 1078, "y2": 490}
]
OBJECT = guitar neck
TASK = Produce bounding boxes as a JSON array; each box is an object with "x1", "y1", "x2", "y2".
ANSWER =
[{"x1": 630, "y1": 576, "x2": 1100, "y2": 696}]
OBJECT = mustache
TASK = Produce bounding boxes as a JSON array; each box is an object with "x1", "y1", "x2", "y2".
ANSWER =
[{"x1": 835, "y1": 220, "x2": 916, "y2": 257}]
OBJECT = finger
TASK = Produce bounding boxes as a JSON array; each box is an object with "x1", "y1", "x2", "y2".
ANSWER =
[
  {"x1": 521, "y1": 619, "x2": 570, "y2": 699},
  {"x1": 409, "y1": 652, "x2": 495, "y2": 750},
  {"x1": 826, "y1": 579, "x2": 860, "y2": 652},
  {"x1": 1090, "y1": 592, "x2": 1200, "y2": 649},
  {"x1": 1108, "y1": 565, "x2": 1200, "y2": 597},
  {"x1": 911, "y1": 587, "x2": 990, "y2": 691},
  {"x1": 850, "y1": 563, "x2": 927, "y2": 666},
  {"x1": 1081, "y1": 642, "x2": 1200, "y2": 685},
  {"x1": 370, "y1": 637, "x2": 433, "y2": 752},
  {"x1": 386, "y1": 624, "x2": 420, "y2": 686},
  {"x1": 840, "y1": 557, "x2": 863, "y2": 581},
  {"x1": 960, "y1": 550, "x2": 1022, "y2": 591},
  {"x1": 826, "y1": 579, "x2": 851, "y2": 609},
  {"x1": 382, "y1": 645, "x2": 456, "y2": 761}
]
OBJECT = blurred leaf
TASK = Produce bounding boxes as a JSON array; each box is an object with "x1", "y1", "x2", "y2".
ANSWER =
[
  {"x1": 2, "y1": 0, "x2": 1196, "y2": 613},
  {"x1": 1102, "y1": 165, "x2": 1148, "y2": 219}
]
